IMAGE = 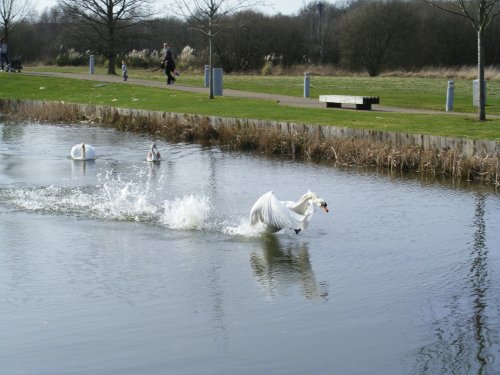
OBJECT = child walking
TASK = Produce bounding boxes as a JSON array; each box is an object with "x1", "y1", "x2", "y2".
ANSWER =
[{"x1": 121, "y1": 60, "x2": 128, "y2": 81}]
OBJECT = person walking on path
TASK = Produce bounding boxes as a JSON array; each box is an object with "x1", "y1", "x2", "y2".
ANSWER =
[
  {"x1": 162, "y1": 42, "x2": 176, "y2": 85},
  {"x1": 121, "y1": 60, "x2": 128, "y2": 81},
  {"x1": 0, "y1": 37, "x2": 9, "y2": 71}
]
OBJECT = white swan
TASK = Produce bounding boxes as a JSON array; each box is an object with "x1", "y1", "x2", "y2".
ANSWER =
[
  {"x1": 71, "y1": 143, "x2": 96, "y2": 160},
  {"x1": 249, "y1": 191, "x2": 329, "y2": 234},
  {"x1": 146, "y1": 143, "x2": 161, "y2": 162}
]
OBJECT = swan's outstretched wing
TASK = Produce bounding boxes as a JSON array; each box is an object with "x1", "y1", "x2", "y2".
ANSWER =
[{"x1": 249, "y1": 191, "x2": 303, "y2": 232}]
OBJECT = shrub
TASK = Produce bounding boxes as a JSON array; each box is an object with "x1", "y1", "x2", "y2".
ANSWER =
[
  {"x1": 56, "y1": 47, "x2": 86, "y2": 66},
  {"x1": 125, "y1": 49, "x2": 161, "y2": 69},
  {"x1": 261, "y1": 61, "x2": 273, "y2": 75},
  {"x1": 176, "y1": 45, "x2": 204, "y2": 72}
]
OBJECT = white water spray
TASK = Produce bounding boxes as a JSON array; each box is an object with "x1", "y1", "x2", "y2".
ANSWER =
[
  {"x1": 160, "y1": 194, "x2": 211, "y2": 230},
  {"x1": 0, "y1": 171, "x2": 263, "y2": 236}
]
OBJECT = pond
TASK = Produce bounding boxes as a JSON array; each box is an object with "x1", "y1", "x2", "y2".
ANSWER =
[{"x1": 1, "y1": 121, "x2": 499, "y2": 375}]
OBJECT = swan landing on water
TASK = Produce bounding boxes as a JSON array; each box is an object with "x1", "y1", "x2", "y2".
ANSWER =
[
  {"x1": 249, "y1": 191, "x2": 329, "y2": 234},
  {"x1": 147, "y1": 144, "x2": 161, "y2": 162},
  {"x1": 71, "y1": 143, "x2": 96, "y2": 160}
]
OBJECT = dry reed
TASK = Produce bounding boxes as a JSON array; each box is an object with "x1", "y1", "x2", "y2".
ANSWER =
[
  {"x1": 380, "y1": 66, "x2": 500, "y2": 81},
  {"x1": 251, "y1": 64, "x2": 500, "y2": 80},
  {"x1": 3, "y1": 100, "x2": 499, "y2": 186}
]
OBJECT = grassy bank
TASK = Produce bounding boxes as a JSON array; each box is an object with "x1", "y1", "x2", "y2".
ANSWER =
[{"x1": 2, "y1": 72, "x2": 500, "y2": 141}]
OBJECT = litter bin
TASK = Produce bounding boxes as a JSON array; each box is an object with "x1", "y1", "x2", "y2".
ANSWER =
[
  {"x1": 473, "y1": 79, "x2": 486, "y2": 106},
  {"x1": 213, "y1": 68, "x2": 223, "y2": 96}
]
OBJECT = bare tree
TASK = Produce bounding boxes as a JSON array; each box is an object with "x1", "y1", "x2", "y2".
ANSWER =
[
  {"x1": 58, "y1": 0, "x2": 154, "y2": 74},
  {"x1": 0, "y1": 0, "x2": 31, "y2": 38},
  {"x1": 423, "y1": 0, "x2": 500, "y2": 121},
  {"x1": 340, "y1": 1, "x2": 410, "y2": 76},
  {"x1": 174, "y1": 0, "x2": 263, "y2": 98}
]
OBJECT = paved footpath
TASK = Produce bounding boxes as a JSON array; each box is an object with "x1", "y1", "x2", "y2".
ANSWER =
[{"x1": 22, "y1": 71, "x2": 481, "y2": 116}]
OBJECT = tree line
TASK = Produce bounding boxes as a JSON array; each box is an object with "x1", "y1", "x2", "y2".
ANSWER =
[{"x1": 5, "y1": 0, "x2": 500, "y2": 76}]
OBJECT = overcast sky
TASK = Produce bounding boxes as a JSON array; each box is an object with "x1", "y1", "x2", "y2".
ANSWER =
[{"x1": 33, "y1": 0, "x2": 315, "y2": 16}]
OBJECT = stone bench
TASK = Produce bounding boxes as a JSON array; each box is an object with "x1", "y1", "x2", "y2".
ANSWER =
[{"x1": 319, "y1": 95, "x2": 380, "y2": 110}]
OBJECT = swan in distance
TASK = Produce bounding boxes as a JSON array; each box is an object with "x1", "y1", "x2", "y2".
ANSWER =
[
  {"x1": 147, "y1": 143, "x2": 161, "y2": 162},
  {"x1": 249, "y1": 191, "x2": 329, "y2": 234},
  {"x1": 71, "y1": 143, "x2": 96, "y2": 160}
]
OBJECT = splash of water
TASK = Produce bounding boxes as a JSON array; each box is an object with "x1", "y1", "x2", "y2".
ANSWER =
[
  {"x1": 0, "y1": 170, "x2": 263, "y2": 236},
  {"x1": 160, "y1": 194, "x2": 211, "y2": 230},
  {"x1": 159, "y1": 195, "x2": 265, "y2": 235},
  {"x1": 97, "y1": 170, "x2": 159, "y2": 221},
  {"x1": 0, "y1": 169, "x2": 160, "y2": 222},
  {"x1": 223, "y1": 217, "x2": 263, "y2": 237}
]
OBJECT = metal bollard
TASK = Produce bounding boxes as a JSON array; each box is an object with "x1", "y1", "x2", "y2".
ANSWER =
[
  {"x1": 89, "y1": 55, "x2": 95, "y2": 75},
  {"x1": 304, "y1": 72, "x2": 310, "y2": 98},
  {"x1": 446, "y1": 80, "x2": 454, "y2": 112}
]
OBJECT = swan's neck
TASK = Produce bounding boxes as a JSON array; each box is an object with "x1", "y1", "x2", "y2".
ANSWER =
[
  {"x1": 81, "y1": 144, "x2": 86, "y2": 159},
  {"x1": 290, "y1": 192, "x2": 316, "y2": 214}
]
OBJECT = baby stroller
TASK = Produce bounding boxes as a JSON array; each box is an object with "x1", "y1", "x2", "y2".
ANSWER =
[{"x1": 5, "y1": 55, "x2": 22, "y2": 72}]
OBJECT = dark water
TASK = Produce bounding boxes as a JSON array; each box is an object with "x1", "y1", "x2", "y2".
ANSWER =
[{"x1": 1, "y1": 122, "x2": 499, "y2": 375}]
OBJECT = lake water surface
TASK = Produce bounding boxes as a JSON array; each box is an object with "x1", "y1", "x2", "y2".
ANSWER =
[{"x1": 1, "y1": 121, "x2": 499, "y2": 375}]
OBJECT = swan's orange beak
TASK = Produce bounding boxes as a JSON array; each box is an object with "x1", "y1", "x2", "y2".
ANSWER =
[{"x1": 321, "y1": 203, "x2": 329, "y2": 213}]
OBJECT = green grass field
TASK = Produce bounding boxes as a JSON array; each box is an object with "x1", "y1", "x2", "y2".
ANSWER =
[{"x1": 1, "y1": 66, "x2": 500, "y2": 141}]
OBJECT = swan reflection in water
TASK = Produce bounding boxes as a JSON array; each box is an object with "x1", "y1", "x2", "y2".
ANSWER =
[
  {"x1": 250, "y1": 234, "x2": 328, "y2": 300},
  {"x1": 70, "y1": 158, "x2": 96, "y2": 176}
]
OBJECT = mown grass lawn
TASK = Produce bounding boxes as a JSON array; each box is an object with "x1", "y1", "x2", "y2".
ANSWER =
[
  {"x1": 2, "y1": 68, "x2": 500, "y2": 141},
  {"x1": 23, "y1": 65, "x2": 500, "y2": 115}
]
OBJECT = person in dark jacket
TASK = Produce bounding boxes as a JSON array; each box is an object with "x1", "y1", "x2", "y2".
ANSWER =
[
  {"x1": 162, "y1": 42, "x2": 176, "y2": 85},
  {"x1": 0, "y1": 37, "x2": 8, "y2": 71}
]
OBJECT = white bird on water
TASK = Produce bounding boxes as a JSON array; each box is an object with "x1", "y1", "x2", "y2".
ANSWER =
[
  {"x1": 249, "y1": 191, "x2": 329, "y2": 234},
  {"x1": 146, "y1": 143, "x2": 161, "y2": 162},
  {"x1": 71, "y1": 143, "x2": 96, "y2": 160}
]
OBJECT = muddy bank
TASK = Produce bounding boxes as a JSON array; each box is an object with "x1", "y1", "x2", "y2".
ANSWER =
[{"x1": 1, "y1": 99, "x2": 499, "y2": 185}]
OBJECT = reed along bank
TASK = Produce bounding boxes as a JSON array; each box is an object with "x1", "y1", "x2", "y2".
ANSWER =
[{"x1": 1, "y1": 99, "x2": 499, "y2": 186}]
